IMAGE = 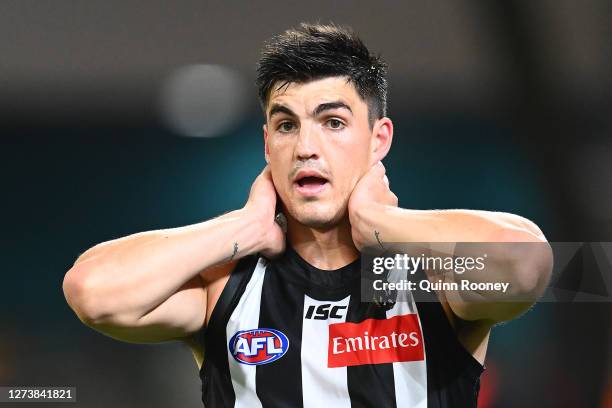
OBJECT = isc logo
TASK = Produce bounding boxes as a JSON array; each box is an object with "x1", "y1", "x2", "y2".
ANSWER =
[
  {"x1": 304, "y1": 304, "x2": 347, "y2": 320},
  {"x1": 229, "y1": 328, "x2": 289, "y2": 365}
]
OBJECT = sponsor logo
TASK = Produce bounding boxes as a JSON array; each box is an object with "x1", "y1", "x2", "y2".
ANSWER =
[
  {"x1": 328, "y1": 314, "x2": 424, "y2": 367},
  {"x1": 304, "y1": 304, "x2": 347, "y2": 320},
  {"x1": 229, "y1": 328, "x2": 289, "y2": 365}
]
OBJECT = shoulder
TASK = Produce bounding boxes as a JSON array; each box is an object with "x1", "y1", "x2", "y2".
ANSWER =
[
  {"x1": 201, "y1": 260, "x2": 240, "y2": 327},
  {"x1": 180, "y1": 258, "x2": 241, "y2": 370},
  {"x1": 183, "y1": 255, "x2": 262, "y2": 369}
]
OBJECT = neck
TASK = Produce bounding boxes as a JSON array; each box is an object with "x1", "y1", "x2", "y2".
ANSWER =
[{"x1": 286, "y1": 213, "x2": 359, "y2": 270}]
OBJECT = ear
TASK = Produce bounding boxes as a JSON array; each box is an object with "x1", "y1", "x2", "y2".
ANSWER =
[
  {"x1": 263, "y1": 123, "x2": 270, "y2": 164},
  {"x1": 370, "y1": 117, "x2": 393, "y2": 165}
]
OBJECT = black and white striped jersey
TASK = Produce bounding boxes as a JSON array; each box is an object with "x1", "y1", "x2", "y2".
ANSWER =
[{"x1": 198, "y1": 245, "x2": 485, "y2": 407}]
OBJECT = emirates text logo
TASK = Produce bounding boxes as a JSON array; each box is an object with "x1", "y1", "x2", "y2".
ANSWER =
[{"x1": 328, "y1": 314, "x2": 424, "y2": 367}]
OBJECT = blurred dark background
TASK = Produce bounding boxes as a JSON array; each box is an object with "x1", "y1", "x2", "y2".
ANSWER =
[{"x1": 1, "y1": 1, "x2": 610, "y2": 407}]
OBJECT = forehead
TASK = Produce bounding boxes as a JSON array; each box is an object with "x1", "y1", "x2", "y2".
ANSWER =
[{"x1": 267, "y1": 76, "x2": 365, "y2": 115}]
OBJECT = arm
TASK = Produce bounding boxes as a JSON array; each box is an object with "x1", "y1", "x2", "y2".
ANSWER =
[
  {"x1": 62, "y1": 166, "x2": 284, "y2": 343},
  {"x1": 349, "y1": 162, "x2": 553, "y2": 325}
]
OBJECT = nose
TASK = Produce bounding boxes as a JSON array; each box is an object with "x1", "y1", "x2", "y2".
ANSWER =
[{"x1": 295, "y1": 122, "x2": 320, "y2": 161}]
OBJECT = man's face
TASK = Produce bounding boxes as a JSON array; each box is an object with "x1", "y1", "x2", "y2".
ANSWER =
[{"x1": 263, "y1": 76, "x2": 376, "y2": 229}]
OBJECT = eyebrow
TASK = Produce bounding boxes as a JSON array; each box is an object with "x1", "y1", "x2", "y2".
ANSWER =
[{"x1": 268, "y1": 101, "x2": 353, "y2": 121}]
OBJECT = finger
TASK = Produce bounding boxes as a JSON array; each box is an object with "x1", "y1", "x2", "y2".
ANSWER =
[
  {"x1": 371, "y1": 161, "x2": 385, "y2": 177},
  {"x1": 391, "y1": 192, "x2": 398, "y2": 206},
  {"x1": 260, "y1": 165, "x2": 274, "y2": 181},
  {"x1": 383, "y1": 175, "x2": 390, "y2": 187}
]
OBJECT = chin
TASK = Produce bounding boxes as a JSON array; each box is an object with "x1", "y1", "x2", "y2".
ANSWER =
[
  {"x1": 296, "y1": 215, "x2": 336, "y2": 229},
  {"x1": 290, "y1": 202, "x2": 345, "y2": 230}
]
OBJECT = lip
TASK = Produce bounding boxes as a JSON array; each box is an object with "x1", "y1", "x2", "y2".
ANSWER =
[
  {"x1": 293, "y1": 169, "x2": 328, "y2": 183},
  {"x1": 293, "y1": 169, "x2": 330, "y2": 197},
  {"x1": 294, "y1": 181, "x2": 328, "y2": 197}
]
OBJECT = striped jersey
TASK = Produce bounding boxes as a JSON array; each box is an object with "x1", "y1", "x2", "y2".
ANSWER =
[{"x1": 197, "y1": 245, "x2": 484, "y2": 407}]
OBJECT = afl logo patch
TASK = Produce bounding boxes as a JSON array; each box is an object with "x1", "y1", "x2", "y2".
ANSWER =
[{"x1": 229, "y1": 328, "x2": 289, "y2": 365}]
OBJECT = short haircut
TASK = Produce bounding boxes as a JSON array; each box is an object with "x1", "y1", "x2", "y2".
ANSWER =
[{"x1": 256, "y1": 22, "x2": 388, "y2": 129}]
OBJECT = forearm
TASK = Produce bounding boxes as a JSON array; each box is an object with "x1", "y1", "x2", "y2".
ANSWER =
[
  {"x1": 354, "y1": 204, "x2": 545, "y2": 244},
  {"x1": 353, "y1": 204, "x2": 553, "y2": 320},
  {"x1": 63, "y1": 207, "x2": 264, "y2": 322}
]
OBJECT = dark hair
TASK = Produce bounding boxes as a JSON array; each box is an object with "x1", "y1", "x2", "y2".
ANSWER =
[{"x1": 256, "y1": 22, "x2": 388, "y2": 129}]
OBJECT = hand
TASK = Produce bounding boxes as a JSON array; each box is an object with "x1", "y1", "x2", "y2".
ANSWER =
[
  {"x1": 348, "y1": 162, "x2": 398, "y2": 250},
  {"x1": 244, "y1": 166, "x2": 286, "y2": 258}
]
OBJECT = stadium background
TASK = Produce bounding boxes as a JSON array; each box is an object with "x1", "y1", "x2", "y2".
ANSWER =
[{"x1": 1, "y1": 1, "x2": 610, "y2": 407}]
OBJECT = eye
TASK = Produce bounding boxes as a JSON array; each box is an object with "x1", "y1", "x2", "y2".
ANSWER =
[
  {"x1": 277, "y1": 121, "x2": 296, "y2": 133},
  {"x1": 327, "y1": 118, "x2": 345, "y2": 130}
]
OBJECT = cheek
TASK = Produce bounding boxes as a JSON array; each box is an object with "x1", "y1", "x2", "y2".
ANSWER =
[
  {"x1": 332, "y1": 167, "x2": 361, "y2": 199},
  {"x1": 270, "y1": 166, "x2": 288, "y2": 196},
  {"x1": 268, "y1": 144, "x2": 292, "y2": 183},
  {"x1": 332, "y1": 142, "x2": 369, "y2": 184},
  {"x1": 338, "y1": 134, "x2": 370, "y2": 160}
]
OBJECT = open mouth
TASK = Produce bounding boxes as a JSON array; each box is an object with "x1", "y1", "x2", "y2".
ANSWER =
[
  {"x1": 296, "y1": 176, "x2": 328, "y2": 188},
  {"x1": 294, "y1": 175, "x2": 329, "y2": 196}
]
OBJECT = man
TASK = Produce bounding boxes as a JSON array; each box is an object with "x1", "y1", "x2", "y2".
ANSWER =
[{"x1": 63, "y1": 23, "x2": 553, "y2": 407}]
